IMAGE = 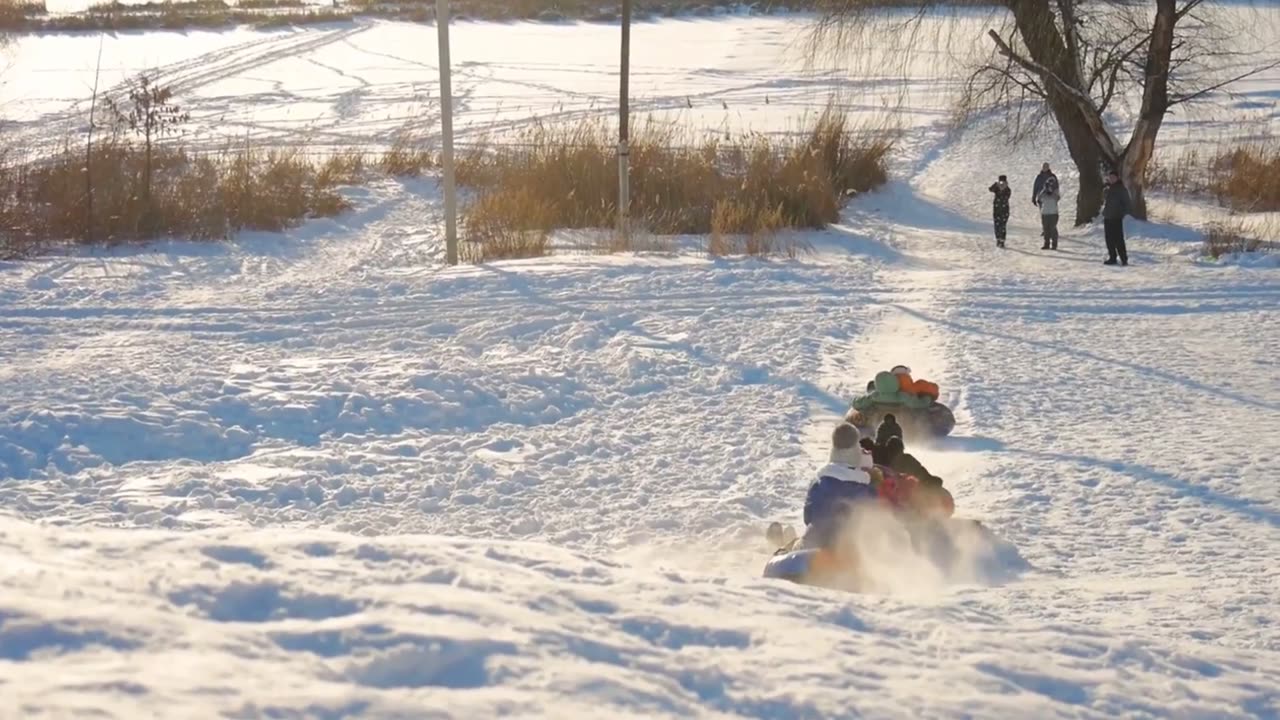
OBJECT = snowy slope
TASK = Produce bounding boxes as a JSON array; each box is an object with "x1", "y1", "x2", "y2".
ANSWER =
[{"x1": 3, "y1": 14, "x2": 1280, "y2": 720}]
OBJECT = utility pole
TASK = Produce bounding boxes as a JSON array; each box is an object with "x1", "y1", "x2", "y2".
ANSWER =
[
  {"x1": 437, "y1": 0, "x2": 459, "y2": 265},
  {"x1": 617, "y1": 0, "x2": 631, "y2": 242}
]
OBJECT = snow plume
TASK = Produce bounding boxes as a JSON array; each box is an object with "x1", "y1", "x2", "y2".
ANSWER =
[{"x1": 830, "y1": 505, "x2": 1029, "y2": 599}]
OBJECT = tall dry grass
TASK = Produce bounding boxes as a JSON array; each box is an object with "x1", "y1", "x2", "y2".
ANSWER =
[
  {"x1": 0, "y1": 137, "x2": 434, "y2": 259},
  {"x1": 1201, "y1": 218, "x2": 1280, "y2": 259},
  {"x1": 457, "y1": 107, "x2": 896, "y2": 260},
  {"x1": 1147, "y1": 139, "x2": 1280, "y2": 212}
]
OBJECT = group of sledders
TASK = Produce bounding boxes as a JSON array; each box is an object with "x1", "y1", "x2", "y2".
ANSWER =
[
  {"x1": 764, "y1": 366, "x2": 975, "y2": 590},
  {"x1": 849, "y1": 365, "x2": 957, "y2": 439}
]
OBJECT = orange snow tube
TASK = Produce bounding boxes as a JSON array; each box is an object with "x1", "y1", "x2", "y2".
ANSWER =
[{"x1": 911, "y1": 379, "x2": 940, "y2": 400}]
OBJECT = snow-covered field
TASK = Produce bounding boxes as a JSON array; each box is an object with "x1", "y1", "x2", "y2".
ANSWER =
[
  {"x1": 2, "y1": 14, "x2": 1280, "y2": 720},
  {"x1": 0, "y1": 15, "x2": 989, "y2": 158}
]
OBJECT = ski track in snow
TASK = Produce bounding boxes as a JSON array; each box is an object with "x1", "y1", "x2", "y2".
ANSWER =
[{"x1": 3, "y1": 15, "x2": 1280, "y2": 720}]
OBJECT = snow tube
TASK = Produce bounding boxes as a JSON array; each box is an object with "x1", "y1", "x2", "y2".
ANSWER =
[
  {"x1": 764, "y1": 466, "x2": 956, "y2": 588},
  {"x1": 852, "y1": 401, "x2": 955, "y2": 440},
  {"x1": 875, "y1": 466, "x2": 955, "y2": 518},
  {"x1": 762, "y1": 546, "x2": 848, "y2": 585},
  {"x1": 763, "y1": 513, "x2": 996, "y2": 591},
  {"x1": 888, "y1": 367, "x2": 940, "y2": 401},
  {"x1": 849, "y1": 369, "x2": 955, "y2": 439}
]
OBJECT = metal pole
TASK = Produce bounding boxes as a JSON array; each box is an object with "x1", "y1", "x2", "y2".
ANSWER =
[
  {"x1": 437, "y1": 0, "x2": 459, "y2": 265},
  {"x1": 618, "y1": 0, "x2": 631, "y2": 241}
]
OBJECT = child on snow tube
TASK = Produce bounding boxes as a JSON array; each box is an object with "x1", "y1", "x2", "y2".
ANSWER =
[
  {"x1": 890, "y1": 365, "x2": 941, "y2": 401},
  {"x1": 880, "y1": 436, "x2": 953, "y2": 517}
]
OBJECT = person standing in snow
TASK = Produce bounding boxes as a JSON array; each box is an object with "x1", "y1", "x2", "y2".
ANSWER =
[
  {"x1": 1102, "y1": 169, "x2": 1130, "y2": 266},
  {"x1": 1032, "y1": 163, "x2": 1054, "y2": 207},
  {"x1": 1037, "y1": 174, "x2": 1061, "y2": 250},
  {"x1": 802, "y1": 423, "x2": 876, "y2": 548},
  {"x1": 989, "y1": 175, "x2": 1012, "y2": 248}
]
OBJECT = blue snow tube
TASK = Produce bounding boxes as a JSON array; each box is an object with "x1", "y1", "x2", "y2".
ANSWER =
[{"x1": 763, "y1": 547, "x2": 822, "y2": 583}]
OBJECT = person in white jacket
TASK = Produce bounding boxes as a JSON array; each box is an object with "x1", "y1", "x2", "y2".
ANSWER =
[{"x1": 1037, "y1": 174, "x2": 1061, "y2": 250}]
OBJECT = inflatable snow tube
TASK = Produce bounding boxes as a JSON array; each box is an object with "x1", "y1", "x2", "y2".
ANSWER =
[
  {"x1": 763, "y1": 548, "x2": 818, "y2": 582},
  {"x1": 762, "y1": 547, "x2": 843, "y2": 585},
  {"x1": 853, "y1": 402, "x2": 955, "y2": 440},
  {"x1": 762, "y1": 545, "x2": 855, "y2": 586}
]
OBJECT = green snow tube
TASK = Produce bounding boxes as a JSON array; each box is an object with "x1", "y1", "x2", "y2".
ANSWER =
[{"x1": 850, "y1": 371, "x2": 956, "y2": 439}]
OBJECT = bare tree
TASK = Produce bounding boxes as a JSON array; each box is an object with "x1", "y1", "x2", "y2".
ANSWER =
[
  {"x1": 813, "y1": 0, "x2": 1280, "y2": 225},
  {"x1": 104, "y1": 73, "x2": 189, "y2": 225}
]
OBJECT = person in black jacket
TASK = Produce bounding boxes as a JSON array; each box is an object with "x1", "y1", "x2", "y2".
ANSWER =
[
  {"x1": 871, "y1": 414, "x2": 903, "y2": 465},
  {"x1": 989, "y1": 175, "x2": 1011, "y2": 248},
  {"x1": 883, "y1": 436, "x2": 942, "y2": 487},
  {"x1": 1101, "y1": 169, "x2": 1130, "y2": 266},
  {"x1": 875, "y1": 413, "x2": 902, "y2": 447},
  {"x1": 1032, "y1": 163, "x2": 1054, "y2": 207}
]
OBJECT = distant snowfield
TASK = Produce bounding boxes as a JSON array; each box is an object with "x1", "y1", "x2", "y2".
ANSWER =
[
  {"x1": 3, "y1": 14, "x2": 1280, "y2": 720},
  {"x1": 0, "y1": 14, "x2": 988, "y2": 157}
]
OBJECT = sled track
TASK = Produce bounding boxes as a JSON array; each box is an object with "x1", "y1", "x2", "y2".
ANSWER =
[
  {"x1": 14, "y1": 23, "x2": 372, "y2": 153},
  {"x1": 125, "y1": 24, "x2": 370, "y2": 101}
]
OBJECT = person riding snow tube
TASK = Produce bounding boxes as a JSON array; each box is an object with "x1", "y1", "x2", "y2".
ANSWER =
[
  {"x1": 875, "y1": 464, "x2": 955, "y2": 519},
  {"x1": 802, "y1": 424, "x2": 877, "y2": 549},
  {"x1": 803, "y1": 461, "x2": 878, "y2": 549},
  {"x1": 851, "y1": 370, "x2": 956, "y2": 439}
]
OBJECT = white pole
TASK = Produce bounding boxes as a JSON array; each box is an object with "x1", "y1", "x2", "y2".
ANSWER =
[
  {"x1": 437, "y1": 0, "x2": 459, "y2": 266},
  {"x1": 618, "y1": 0, "x2": 631, "y2": 242}
]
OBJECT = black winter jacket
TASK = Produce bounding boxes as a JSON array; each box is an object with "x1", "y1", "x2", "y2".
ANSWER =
[
  {"x1": 1102, "y1": 181, "x2": 1130, "y2": 220},
  {"x1": 989, "y1": 182, "x2": 1012, "y2": 218}
]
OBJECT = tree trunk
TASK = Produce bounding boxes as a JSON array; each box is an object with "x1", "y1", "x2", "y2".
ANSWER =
[
  {"x1": 1002, "y1": 0, "x2": 1110, "y2": 224},
  {"x1": 996, "y1": 0, "x2": 1182, "y2": 224},
  {"x1": 1114, "y1": 0, "x2": 1177, "y2": 222},
  {"x1": 1075, "y1": 156, "x2": 1105, "y2": 224},
  {"x1": 1046, "y1": 93, "x2": 1106, "y2": 224}
]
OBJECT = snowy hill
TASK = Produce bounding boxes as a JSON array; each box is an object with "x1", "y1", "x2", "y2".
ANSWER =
[{"x1": 2, "y1": 14, "x2": 1280, "y2": 720}]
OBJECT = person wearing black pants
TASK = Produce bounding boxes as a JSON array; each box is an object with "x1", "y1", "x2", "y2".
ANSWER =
[
  {"x1": 1101, "y1": 169, "x2": 1130, "y2": 266},
  {"x1": 989, "y1": 175, "x2": 1011, "y2": 248}
]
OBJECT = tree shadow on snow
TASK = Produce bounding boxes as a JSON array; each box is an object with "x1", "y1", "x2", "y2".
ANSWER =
[
  {"x1": 934, "y1": 433, "x2": 1280, "y2": 530},
  {"x1": 844, "y1": 180, "x2": 989, "y2": 237},
  {"x1": 889, "y1": 304, "x2": 1280, "y2": 415}
]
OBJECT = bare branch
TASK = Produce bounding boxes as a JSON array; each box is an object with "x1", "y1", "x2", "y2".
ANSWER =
[
  {"x1": 985, "y1": 27, "x2": 1121, "y2": 161},
  {"x1": 1175, "y1": 0, "x2": 1208, "y2": 21},
  {"x1": 1097, "y1": 32, "x2": 1150, "y2": 113},
  {"x1": 1170, "y1": 58, "x2": 1280, "y2": 107}
]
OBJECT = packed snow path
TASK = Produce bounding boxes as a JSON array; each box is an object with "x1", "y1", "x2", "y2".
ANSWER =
[{"x1": 4, "y1": 17, "x2": 1280, "y2": 720}]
